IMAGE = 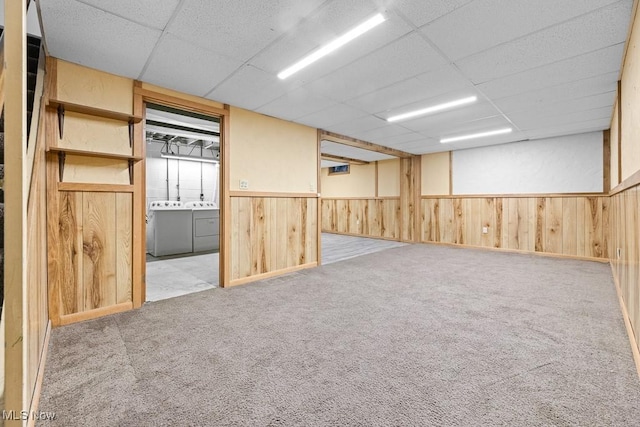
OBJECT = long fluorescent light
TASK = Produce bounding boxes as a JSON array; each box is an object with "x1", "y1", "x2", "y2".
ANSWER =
[
  {"x1": 387, "y1": 96, "x2": 477, "y2": 122},
  {"x1": 278, "y1": 13, "x2": 386, "y2": 80},
  {"x1": 440, "y1": 127, "x2": 513, "y2": 143},
  {"x1": 161, "y1": 154, "x2": 219, "y2": 164}
]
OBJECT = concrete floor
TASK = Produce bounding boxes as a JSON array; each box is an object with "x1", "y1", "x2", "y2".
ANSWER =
[{"x1": 145, "y1": 233, "x2": 408, "y2": 302}]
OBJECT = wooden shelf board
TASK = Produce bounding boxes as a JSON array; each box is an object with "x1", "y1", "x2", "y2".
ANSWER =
[
  {"x1": 47, "y1": 98, "x2": 142, "y2": 123},
  {"x1": 47, "y1": 146, "x2": 141, "y2": 161}
]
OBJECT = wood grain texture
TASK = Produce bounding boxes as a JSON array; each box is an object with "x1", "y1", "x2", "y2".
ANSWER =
[
  {"x1": 230, "y1": 196, "x2": 318, "y2": 282},
  {"x1": 420, "y1": 196, "x2": 609, "y2": 259},
  {"x1": 49, "y1": 191, "x2": 133, "y2": 320},
  {"x1": 322, "y1": 198, "x2": 400, "y2": 240},
  {"x1": 25, "y1": 55, "x2": 51, "y2": 420},
  {"x1": 610, "y1": 183, "x2": 640, "y2": 359},
  {"x1": 116, "y1": 193, "x2": 133, "y2": 304}
]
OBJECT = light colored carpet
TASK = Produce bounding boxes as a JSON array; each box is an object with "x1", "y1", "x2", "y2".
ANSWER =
[{"x1": 38, "y1": 244, "x2": 640, "y2": 426}]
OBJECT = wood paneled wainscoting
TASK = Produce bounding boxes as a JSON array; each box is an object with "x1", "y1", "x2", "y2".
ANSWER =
[
  {"x1": 421, "y1": 196, "x2": 610, "y2": 259},
  {"x1": 609, "y1": 178, "x2": 640, "y2": 370},
  {"x1": 230, "y1": 194, "x2": 318, "y2": 286},
  {"x1": 48, "y1": 190, "x2": 134, "y2": 325},
  {"x1": 321, "y1": 198, "x2": 401, "y2": 240}
]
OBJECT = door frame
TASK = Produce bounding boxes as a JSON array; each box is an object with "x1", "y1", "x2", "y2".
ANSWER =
[{"x1": 133, "y1": 82, "x2": 231, "y2": 306}]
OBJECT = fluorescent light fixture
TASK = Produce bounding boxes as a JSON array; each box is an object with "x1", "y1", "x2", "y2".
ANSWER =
[
  {"x1": 387, "y1": 96, "x2": 477, "y2": 122},
  {"x1": 278, "y1": 13, "x2": 386, "y2": 79},
  {"x1": 161, "y1": 154, "x2": 219, "y2": 164},
  {"x1": 440, "y1": 127, "x2": 513, "y2": 143}
]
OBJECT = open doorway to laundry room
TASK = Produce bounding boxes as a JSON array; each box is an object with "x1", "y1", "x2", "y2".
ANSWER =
[{"x1": 144, "y1": 103, "x2": 221, "y2": 302}]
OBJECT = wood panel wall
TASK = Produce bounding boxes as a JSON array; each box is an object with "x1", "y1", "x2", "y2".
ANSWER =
[
  {"x1": 610, "y1": 185, "x2": 640, "y2": 360},
  {"x1": 25, "y1": 61, "x2": 51, "y2": 415},
  {"x1": 321, "y1": 198, "x2": 401, "y2": 240},
  {"x1": 230, "y1": 196, "x2": 318, "y2": 285},
  {"x1": 421, "y1": 196, "x2": 609, "y2": 258},
  {"x1": 46, "y1": 58, "x2": 135, "y2": 325}
]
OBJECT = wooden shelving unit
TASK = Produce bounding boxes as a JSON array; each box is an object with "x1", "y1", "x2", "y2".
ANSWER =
[
  {"x1": 47, "y1": 98, "x2": 142, "y2": 146},
  {"x1": 46, "y1": 98, "x2": 143, "y2": 184}
]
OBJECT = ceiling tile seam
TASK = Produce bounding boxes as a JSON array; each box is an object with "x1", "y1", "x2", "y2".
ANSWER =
[
  {"x1": 385, "y1": 7, "x2": 522, "y2": 136},
  {"x1": 296, "y1": 103, "x2": 371, "y2": 124},
  {"x1": 521, "y1": 120, "x2": 612, "y2": 133},
  {"x1": 201, "y1": 0, "x2": 335, "y2": 98},
  {"x1": 406, "y1": 0, "x2": 478, "y2": 28},
  {"x1": 454, "y1": 43, "x2": 626, "y2": 133},
  {"x1": 513, "y1": 104, "x2": 615, "y2": 122},
  {"x1": 521, "y1": 111, "x2": 611, "y2": 132},
  {"x1": 73, "y1": 0, "x2": 173, "y2": 32},
  {"x1": 468, "y1": 42, "x2": 627, "y2": 87},
  {"x1": 137, "y1": 0, "x2": 188, "y2": 81},
  {"x1": 500, "y1": 89, "x2": 618, "y2": 115},
  {"x1": 491, "y1": 70, "x2": 621, "y2": 102},
  {"x1": 425, "y1": 0, "x2": 628, "y2": 65},
  {"x1": 241, "y1": 28, "x2": 426, "y2": 111}
]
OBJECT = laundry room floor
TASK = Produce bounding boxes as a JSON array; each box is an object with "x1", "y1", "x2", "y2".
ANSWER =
[{"x1": 144, "y1": 234, "x2": 407, "y2": 302}]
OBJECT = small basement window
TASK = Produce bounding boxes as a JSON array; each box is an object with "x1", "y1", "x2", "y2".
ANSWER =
[{"x1": 328, "y1": 165, "x2": 350, "y2": 175}]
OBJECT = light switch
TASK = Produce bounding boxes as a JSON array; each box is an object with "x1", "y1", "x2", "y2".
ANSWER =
[{"x1": 239, "y1": 179, "x2": 249, "y2": 190}]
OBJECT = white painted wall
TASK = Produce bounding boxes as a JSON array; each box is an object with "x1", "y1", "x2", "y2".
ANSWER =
[
  {"x1": 146, "y1": 143, "x2": 219, "y2": 211},
  {"x1": 452, "y1": 132, "x2": 603, "y2": 194}
]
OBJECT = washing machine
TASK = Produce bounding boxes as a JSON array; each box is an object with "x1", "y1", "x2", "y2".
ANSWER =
[
  {"x1": 185, "y1": 201, "x2": 220, "y2": 252},
  {"x1": 146, "y1": 200, "x2": 193, "y2": 257}
]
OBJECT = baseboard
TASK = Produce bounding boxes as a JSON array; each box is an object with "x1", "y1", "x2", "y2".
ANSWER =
[
  {"x1": 609, "y1": 261, "x2": 640, "y2": 379},
  {"x1": 321, "y1": 230, "x2": 402, "y2": 243},
  {"x1": 228, "y1": 262, "x2": 318, "y2": 287},
  {"x1": 56, "y1": 302, "x2": 133, "y2": 327},
  {"x1": 421, "y1": 240, "x2": 609, "y2": 263},
  {"x1": 27, "y1": 320, "x2": 52, "y2": 427}
]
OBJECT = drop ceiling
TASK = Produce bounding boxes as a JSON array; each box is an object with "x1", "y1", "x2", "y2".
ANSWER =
[{"x1": 39, "y1": 0, "x2": 632, "y2": 162}]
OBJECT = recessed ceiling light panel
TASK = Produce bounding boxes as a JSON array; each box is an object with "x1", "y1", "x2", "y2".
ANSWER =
[
  {"x1": 278, "y1": 13, "x2": 386, "y2": 80},
  {"x1": 440, "y1": 127, "x2": 513, "y2": 143},
  {"x1": 387, "y1": 96, "x2": 477, "y2": 122}
]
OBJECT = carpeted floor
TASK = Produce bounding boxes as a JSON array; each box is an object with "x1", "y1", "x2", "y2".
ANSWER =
[{"x1": 38, "y1": 244, "x2": 640, "y2": 426}]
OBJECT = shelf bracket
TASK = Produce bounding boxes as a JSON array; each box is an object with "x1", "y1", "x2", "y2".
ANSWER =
[
  {"x1": 57, "y1": 104, "x2": 65, "y2": 139},
  {"x1": 58, "y1": 151, "x2": 66, "y2": 182},
  {"x1": 128, "y1": 159, "x2": 134, "y2": 185},
  {"x1": 128, "y1": 119, "x2": 134, "y2": 148}
]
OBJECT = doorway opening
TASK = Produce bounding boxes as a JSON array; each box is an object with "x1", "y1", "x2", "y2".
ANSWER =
[{"x1": 144, "y1": 103, "x2": 221, "y2": 302}]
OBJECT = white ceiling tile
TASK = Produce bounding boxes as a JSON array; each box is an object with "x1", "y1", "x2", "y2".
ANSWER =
[
  {"x1": 206, "y1": 65, "x2": 288, "y2": 110},
  {"x1": 372, "y1": 132, "x2": 426, "y2": 147},
  {"x1": 512, "y1": 106, "x2": 612, "y2": 130},
  {"x1": 345, "y1": 65, "x2": 471, "y2": 114},
  {"x1": 256, "y1": 87, "x2": 336, "y2": 121},
  {"x1": 250, "y1": 8, "x2": 413, "y2": 85},
  {"x1": 76, "y1": 0, "x2": 181, "y2": 30},
  {"x1": 321, "y1": 140, "x2": 397, "y2": 161},
  {"x1": 327, "y1": 115, "x2": 389, "y2": 136},
  {"x1": 392, "y1": 0, "x2": 475, "y2": 27},
  {"x1": 296, "y1": 104, "x2": 369, "y2": 129},
  {"x1": 141, "y1": 34, "x2": 243, "y2": 97},
  {"x1": 440, "y1": 130, "x2": 529, "y2": 152},
  {"x1": 477, "y1": 44, "x2": 625, "y2": 100},
  {"x1": 456, "y1": 1, "x2": 632, "y2": 84},
  {"x1": 168, "y1": 0, "x2": 325, "y2": 63},
  {"x1": 351, "y1": 125, "x2": 415, "y2": 142},
  {"x1": 524, "y1": 119, "x2": 610, "y2": 140},
  {"x1": 398, "y1": 102, "x2": 503, "y2": 133},
  {"x1": 420, "y1": 115, "x2": 515, "y2": 139},
  {"x1": 506, "y1": 91, "x2": 616, "y2": 123},
  {"x1": 40, "y1": 0, "x2": 161, "y2": 78},
  {"x1": 308, "y1": 33, "x2": 448, "y2": 102},
  {"x1": 422, "y1": 0, "x2": 621, "y2": 61},
  {"x1": 496, "y1": 74, "x2": 618, "y2": 113}
]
